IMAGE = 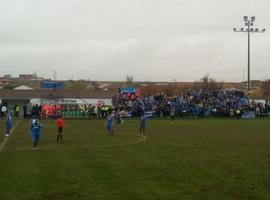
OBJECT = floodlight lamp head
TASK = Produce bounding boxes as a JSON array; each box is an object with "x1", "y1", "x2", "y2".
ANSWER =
[
  {"x1": 262, "y1": 28, "x2": 266, "y2": 32},
  {"x1": 233, "y1": 28, "x2": 237, "y2": 31},
  {"x1": 240, "y1": 28, "x2": 244, "y2": 31},
  {"x1": 243, "y1": 16, "x2": 248, "y2": 21},
  {"x1": 251, "y1": 16, "x2": 255, "y2": 21}
]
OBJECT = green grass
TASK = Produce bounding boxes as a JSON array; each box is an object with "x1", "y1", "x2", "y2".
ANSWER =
[{"x1": 0, "y1": 119, "x2": 270, "y2": 200}]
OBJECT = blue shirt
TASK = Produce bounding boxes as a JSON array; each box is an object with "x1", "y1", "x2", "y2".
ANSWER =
[
  {"x1": 107, "y1": 115, "x2": 114, "y2": 127},
  {"x1": 31, "y1": 122, "x2": 42, "y2": 136},
  {"x1": 140, "y1": 115, "x2": 147, "y2": 126},
  {"x1": 6, "y1": 113, "x2": 12, "y2": 128},
  {"x1": 116, "y1": 113, "x2": 121, "y2": 122}
]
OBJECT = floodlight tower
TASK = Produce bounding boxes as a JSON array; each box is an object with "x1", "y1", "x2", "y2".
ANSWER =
[{"x1": 233, "y1": 16, "x2": 265, "y2": 94}]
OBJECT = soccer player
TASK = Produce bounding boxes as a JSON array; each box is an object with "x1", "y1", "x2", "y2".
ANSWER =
[
  {"x1": 106, "y1": 113, "x2": 114, "y2": 136},
  {"x1": 30, "y1": 119, "x2": 42, "y2": 150},
  {"x1": 139, "y1": 113, "x2": 147, "y2": 134},
  {"x1": 5, "y1": 112, "x2": 12, "y2": 137},
  {"x1": 116, "y1": 110, "x2": 122, "y2": 127},
  {"x1": 55, "y1": 116, "x2": 64, "y2": 143}
]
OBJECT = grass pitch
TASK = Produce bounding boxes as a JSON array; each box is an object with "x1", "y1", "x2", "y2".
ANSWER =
[{"x1": 0, "y1": 119, "x2": 270, "y2": 200}]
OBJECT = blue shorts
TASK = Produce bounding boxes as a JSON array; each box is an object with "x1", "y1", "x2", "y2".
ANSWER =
[
  {"x1": 32, "y1": 134, "x2": 40, "y2": 142},
  {"x1": 107, "y1": 125, "x2": 113, "y2": 131},
  {"x1": 6, "y1": 123, "x2": 11, "y2": 130},
  {"x1": 140, "y1": 123, "x2": 145, "y2": 128}
]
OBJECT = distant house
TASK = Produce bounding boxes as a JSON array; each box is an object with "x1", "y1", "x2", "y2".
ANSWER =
[
  {"x1": 18, "y1": 73, "x2": 44, "y2": 81},
  {"x1": 0, "y1": 77, "x2": 10, "y2": 81},
  {"x1": 14, "y1": 85, "x2": 34, "y2": 90},
  {"x1": 19, "y1": 74, "x2": 35, "y2": 81},
  {"x1": 0, "y1": 77, "x2": 10, "y2": 85},
  {"x1": 4, "y1": 74, "x2": 11, "y2": 79}
]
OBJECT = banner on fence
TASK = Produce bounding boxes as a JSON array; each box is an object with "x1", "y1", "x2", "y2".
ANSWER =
[
  {"x1": 124, "y1": 110, "x2": 155, "y2": 117},
  {"x1": 242, "y1": 111, "x2": 256, "y2": 119},
  {"x1": 145, "y1": 111, "x2": 155, "y2": 117}
]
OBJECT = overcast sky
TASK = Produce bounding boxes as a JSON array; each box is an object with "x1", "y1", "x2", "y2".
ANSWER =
[{"x1": 0, "y1": 0, "x2": 269, "y2": 82}]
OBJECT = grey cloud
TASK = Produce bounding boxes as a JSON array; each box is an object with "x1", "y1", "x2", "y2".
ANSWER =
[{"x1": 0, "y1": 0, "x2": 269, "y2": 81}]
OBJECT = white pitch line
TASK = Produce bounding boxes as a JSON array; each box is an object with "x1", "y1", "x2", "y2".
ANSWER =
[
  {"x1": 7, "y1": 133, "x2": 147, "y2": 151},
  {"x1": 97, "y1": 134, "x2": 147, "y2": 148},
  {"x1": 0, "y1": 120, "x2": 20, "y2": 152},
  {"x1": 60, "y1": 133, "x2": 147, "y2": 150}
]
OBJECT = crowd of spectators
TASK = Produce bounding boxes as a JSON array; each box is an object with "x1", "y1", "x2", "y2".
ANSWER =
[
  {"x1": 29, "y1": 103, "x2": 112, "y2": 119},
  {"x1": 1, "y1": 89, "x2": 270, "y2": 119},
  {"x1": 112, "y1": 90, "x2": 270, "y2": 118}
]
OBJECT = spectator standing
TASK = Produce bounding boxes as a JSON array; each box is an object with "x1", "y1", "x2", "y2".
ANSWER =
[
  {"x1": 170, "y1": 107, "x2": 176, "y2": 121},
  {"x1": 23, "y1": 103, "x2": 27, "y2": 118},
  {"x1": 15, "y1": 105, "x2": 20, "y2": 117}
]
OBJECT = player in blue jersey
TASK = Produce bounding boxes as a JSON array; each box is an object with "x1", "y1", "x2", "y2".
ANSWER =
[
  {"x1": 5, "y1": 112, "x2": 12, "y2": 136},
  {"x1": 139, "y1": 113, "x2": 147, "y2": 134},
  {"x1": 106, "y1": 113, "x2": 114, "y2": 136},
  {"x1": 30, "y1": 119, "x2": 42, "y2": 150},
  {"x1": 116, "y1": 110, "x2": 122, "y2": 127}
]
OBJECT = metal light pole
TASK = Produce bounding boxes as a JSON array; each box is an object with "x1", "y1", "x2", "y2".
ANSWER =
[{"x1": 233, "y1": 16, "x2": 265, "y2": 94}]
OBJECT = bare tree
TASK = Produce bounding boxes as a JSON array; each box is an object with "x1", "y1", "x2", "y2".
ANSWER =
[
  {"x1": 192, "y1": 74, "x2": 223, "y2": 91},
  {"x1": 126, "y1": 75, "x2": 134, "y2": 84},
  {"x1": 164, "y1": 83, "x2": 177, "y2": 96},
  {"x1": 261, "y1": 79, "x2": 270, "y2": 98},
  {"x1": 141, "y1": 83, "x2": 160, "y2": 96}
]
